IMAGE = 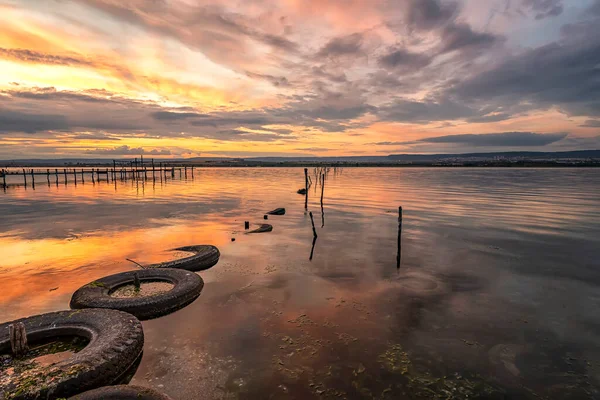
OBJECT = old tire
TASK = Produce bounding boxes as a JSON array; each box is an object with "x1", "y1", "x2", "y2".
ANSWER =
[
  {"x1": 69, "y1": 385, "x2": 172, "y2": 400},
  {"x1": 148, "y1": 245, "x2": 220, "y2": 271},
  {"x1": 70, "y1": 269, "x2": 204, "y2": 320},
  {"x1": 0, "y1": 309, "x2": 143, "y2": 400}
]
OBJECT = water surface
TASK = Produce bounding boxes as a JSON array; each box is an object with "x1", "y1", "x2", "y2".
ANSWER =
[{"x1": 1, "y1": 168, "x2": 599, "y2": 399}]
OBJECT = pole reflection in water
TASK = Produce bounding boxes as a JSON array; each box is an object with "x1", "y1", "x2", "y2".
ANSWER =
[{"x1": 309, "y1": 235, "x2": 317, "y2": 261}]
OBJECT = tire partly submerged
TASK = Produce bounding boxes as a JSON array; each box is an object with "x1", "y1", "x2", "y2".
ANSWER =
[
  {"x1": 148, "y1": 245, "x2": 220, "y2": 271},
  {"x1": 0, "y1": 309, "x2": 143, "y2": 400},
  {"x1": 69, "y1": 385, "x2": 173, "y2": 400},
  {"x1": 70, "y1": 268, "x2": 204, "y2": 320}
]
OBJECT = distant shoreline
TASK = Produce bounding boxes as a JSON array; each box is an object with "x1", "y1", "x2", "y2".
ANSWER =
[{"x1": 2, "y1": 161, "x2": 599, "y2": 168}]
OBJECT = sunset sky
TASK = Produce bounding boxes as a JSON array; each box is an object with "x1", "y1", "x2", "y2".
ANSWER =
[{"x1": 0, "y1": 0, "x2": 599, "y2": 158}]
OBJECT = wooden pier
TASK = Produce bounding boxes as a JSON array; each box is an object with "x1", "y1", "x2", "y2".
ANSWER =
[{"x1": 1, "y1": 158, "x2": 195, "y2": 191}]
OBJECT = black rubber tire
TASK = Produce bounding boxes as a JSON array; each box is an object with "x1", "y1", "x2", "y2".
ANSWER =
[
  {"x1": 247, "y1": 224, "x2": 273, "y2": 234},
  {"x1": 148, "y1": 245, "x2": 220, "y2": 271},
  {"x1": 69, "y1": 385, "x2": 173, "y2": 400},
  {"x1": 0, "y1": 309, "x2": 143, "y2": 400},
  {"x1": 266, "y1": 208, "x2": 286, "y2": 215},
  {"x1": 70, "y1": 269, "x2": 204, "y2": 320},
  {"x1": 297, "y1": 188, "x2": 307, "y2": 194}
]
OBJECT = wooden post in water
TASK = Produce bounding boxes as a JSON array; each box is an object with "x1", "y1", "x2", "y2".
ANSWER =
[
  {"x1": 63, "y1": 169, "x2": 67, "y2": 184},
  {"x1": 309, "y1": 211, "x2": 318, "y2": 238},
  {"x1": 304, "y1": 168, "x2": 308, "y2": 210},
  {"x1": 2, "y1": 170, "x2": 6, "y2": 189},
  {"x1": 9, "y1": 322, "x2": 28, "y2": 358},
  {"x1": 396, "y1": 206, "x2": 403, "y2": 269},
  {"x1": 191, "y1": 167, "x2": 194, "y2": 179},
  {"x1": 91, "y1": 168, "x2": 95, "y2": 184},
  {"x1": 113, "y1": 160, "x2": 117, "y2": 181},
  {"x1": 55, "y1": 169, "x2": 59, "y2": 185},
  {"x1": 106, "y1": 169, "x2": 109, "y2": 183},
  {"x1": 184, "y1": 166, "x2": 187, "y2": 178},
  {"x1": 245, "y1": 221, "x2": 250, "y2": 230},
  {"x1": 30, "y1": 169, "x2": 35, "y2": 189},
  {"x1": 81, "y1": 169, "x2": 85, "y2": 183},
  {"x1": 171, "y1": 167, "x2": 175, "y2": 178},
  {"x1": 320, "y1": 173, "x2": 325, "y2": 204},
  {"x1": 46, "y1": 169, "x2": 50, "y2": 186},
  {"x1": 22, "y1": 169, "x2": 27, "y2": 187},
  {"x1": 73, "y1": 168, "x2": 77, "y2": 185},
  {"x1": 144, "y1": 167, "x2": 147, "y2": 180}
]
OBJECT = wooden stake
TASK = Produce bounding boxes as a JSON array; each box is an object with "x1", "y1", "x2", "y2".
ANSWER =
[
  {"x1": 81, "y1": 169, "x2": 85, "y2": 183},
  {"x1": 397, "y1": 206, "x2": 403, "y2": 269},
  {"x1": 320, "y1": 173, "x2": 325, "y2": 204},
  {"x1": 2, "y1": 170, "x2": 6, "y2": 189},
  {"x1": 9, "y1": 322, "x2": 29, "y2": 357},
  {"x1": 22, "y1": 168, "x2": 27, "y2": 187},
  {"x1": 304, "y1": 168, "x2": 308, "y2": 210},
  {"x1": 133, "y1": 272, "x2": 141, "y2": 290},
  {"x1": 245, "y1": 221, "x2": 250, "y2": 230},
  {"x1": 309, "y1": 211, "x2": 318, "y2": 238},
  {"x1": 47, "y1": 169, "x2": 50, "y2": 185},
  {"x1": 63, "y1": 169, "x2": 67, "y2": 184}
]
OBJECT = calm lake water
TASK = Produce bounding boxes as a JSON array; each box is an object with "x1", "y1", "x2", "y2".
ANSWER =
[{"x1": 1, "y1": 168, "x2": 600, "y2": 399}]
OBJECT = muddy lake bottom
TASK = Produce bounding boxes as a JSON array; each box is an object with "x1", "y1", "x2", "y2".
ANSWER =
[{"x1": 1, "y1": 168, "x2": 599, "y2": 399}]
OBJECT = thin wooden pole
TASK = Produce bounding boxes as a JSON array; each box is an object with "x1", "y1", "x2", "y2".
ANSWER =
[
  {"x1": 304, "y1": 168, "x2": 308, "y2": 210},
  {"x1": 81, "y1": 169, "x2": 85, "y2": 183},
  {"x1": 2, "y1": 170, "x2": 6, "y2": 189},
  {"x1": 63, "y1": 169, "x2": 67, "y2": 185},
  {"x1": 73, "y1": 168, "x2": 77, "y2": 185},
  {"x1": 320, "y1": 173, "x2": 325, "y2": 204},
  {"x1": 245, "y1": 221, "x2": 250, "y2": 230},
  {"x1": 30, "y1": 169, "x2": 35, "y2": 189},
  {"x1": 91, "y1": 168, "x2": 95, "y2": 184},
  {"x1": 397, "y1": 206, "x2": 403, "y2": 269},
  {"x1": 309, "y1": 211, "x2": 318, "y2": 238},
  {"x1": 22, "y1": 168, "x2": 27, "y2": 187},
  {"x1": 55, "y1": 169, "x2": 59, "y2": 185},
  {"x1": 46, "y1": 169, "x2": 50, "y2": 186}
]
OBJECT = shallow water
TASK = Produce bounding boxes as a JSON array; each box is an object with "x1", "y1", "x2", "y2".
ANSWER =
[{"x1": 1, "y1": 168, "x2": 600, "y2": 399}]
